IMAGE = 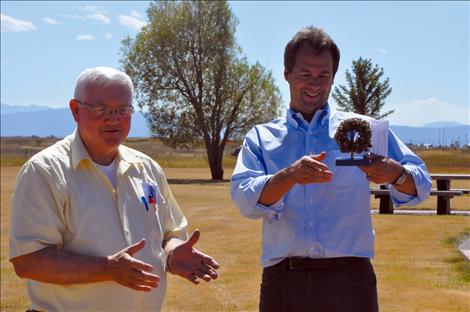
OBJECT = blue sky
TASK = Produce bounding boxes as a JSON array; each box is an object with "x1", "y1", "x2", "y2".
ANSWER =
[{"x1": 1, "y1": 1, "x2": 468, "y2": 127}]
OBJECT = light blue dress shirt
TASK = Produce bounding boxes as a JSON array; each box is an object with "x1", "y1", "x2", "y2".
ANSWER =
[{"x1": 231, "y1": 105, "x2": 432, "y2": 268}]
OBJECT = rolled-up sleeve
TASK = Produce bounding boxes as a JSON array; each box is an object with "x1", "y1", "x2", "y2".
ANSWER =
[
  {"x1": 386, "y1": 130, "x2": 432, "y2": 206},
  {"x1": 231, "y1": 127, "x2": 284, "y2": 220}
]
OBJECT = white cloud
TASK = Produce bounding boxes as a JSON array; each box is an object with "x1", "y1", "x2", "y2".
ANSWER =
[
  {"x1": 60, "y1": 5, "x2": 110, "y2": 24},
  {"x1": 104, "y1": 32, "x2": 112, "y2": 39},
  {"x1": 82, "y1": 5, "x2": 110, "y2": 24},
  {"x1": 76, "y1": 33, "x2": 95, "y2": 41},
  {"x1": 43, "y1": 17, "x2": 59, "y2": 25},
  {"x1": 59, "y1": 14, "x2": 85, "y2": 20},
  {"x1": 87, "y1": 12, "x2": 110, "y2": 24},
  {"x1": 118, "y1": 11, "x2": 146, "y2": 31},
  {"x1": 1, "y1": 13, "x2": 36, "y2": 32},
  {"x1": 378, "y1": 48, "x2": 387, "y2": 54},
  {"x1": 131, "y1": 10, "x2": 142, "y2": 19},
  {"x1": 387, "y1": 97, "x2": 470, "y2": 126}
]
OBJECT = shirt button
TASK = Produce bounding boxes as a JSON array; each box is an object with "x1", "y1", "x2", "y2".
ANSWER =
[
  {"x1": 310, "y1": 222, "x2": 313, "y2": 227},
  {"x1": 309, "y1": 198, "x2": 313, "y2": 203},
  {"x1": 310, "y1": 246, "x2": 315, "y2": 251}
]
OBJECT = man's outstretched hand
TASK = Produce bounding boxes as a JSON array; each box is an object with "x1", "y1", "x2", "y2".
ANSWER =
[
  {"x1": 359, "y1": 153, "x2": 402, "y2": 184},
  {"x1": 359, "y1": 152, "x2": 417, "y2": 195},
  {"x1": 106, "y1": 239, "x2": 160, "y2": 292},
  {"x1": 167, "y1": 230, "x2": 219, "y2": 284}
]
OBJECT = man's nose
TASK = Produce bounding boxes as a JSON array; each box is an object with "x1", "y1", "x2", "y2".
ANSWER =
[
  {"x1": 104, "y1": 109, "x2": 121, "y2": 121},
  {"x1": 307, "y1": 77, "x2": 321, "y2": 87}
]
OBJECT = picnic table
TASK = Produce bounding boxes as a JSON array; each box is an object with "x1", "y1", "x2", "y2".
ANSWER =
[
  {"x1": 371, "y1": 173, "x2": 470, "y2": 215},
  {"x1": 431, "y1": 174, "x2": 470, "y2": 214}
]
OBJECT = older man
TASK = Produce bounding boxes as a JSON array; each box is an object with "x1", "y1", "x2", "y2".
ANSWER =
[
  {"x1": 9, "y1": 67, "x2": 219, "y2": 311},
  {"x1": 231, "y1": 27, "x2": 432, "y2": 312}
]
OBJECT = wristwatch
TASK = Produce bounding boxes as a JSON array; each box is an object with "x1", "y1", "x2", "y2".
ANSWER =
[{"x1": 392, "y1": 167, "x2": 408, "y2": 186}]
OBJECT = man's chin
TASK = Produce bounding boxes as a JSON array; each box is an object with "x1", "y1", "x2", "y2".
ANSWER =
[
  {"x1": 301, "y1": 100, "x2": 326, "y2": 111},
  {"x1": 101, "y1": 132, "x2": 124, "y2": 146}
]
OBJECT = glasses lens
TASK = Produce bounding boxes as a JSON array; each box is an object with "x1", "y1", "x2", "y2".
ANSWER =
[
  {"x1": 94, "y1": 107, "x2": 108, "y2": 117},
  {"x1": 117, "y1": 107, "x2": 134, "y2": 117},
  {"x1": 78, "y1": 100, "x2": 134, "y2": 118}
]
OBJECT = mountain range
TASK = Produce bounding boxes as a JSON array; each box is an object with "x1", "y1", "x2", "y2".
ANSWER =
[
  {"x1": 1, "y1": 103, "x2": 150, "y2": 138},
  {"x1": 1, "y1": 103, "x2": 469, "y2": 146}
]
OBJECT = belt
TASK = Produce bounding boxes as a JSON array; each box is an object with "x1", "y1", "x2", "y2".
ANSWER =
[{"x1": 274, "y1": 257, "x2": 369, "y2": 270}]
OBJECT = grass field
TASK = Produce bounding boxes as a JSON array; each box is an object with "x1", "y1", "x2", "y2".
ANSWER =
[
  {"x1": 2, "y1": 136, "x2": 469, "y2": 172},
  {"x1": 417, "y1": 149, "x2": 470, "y2": 173},
  {"x1": 1, "y1": 165, "x2": 469, "y2": 311}
]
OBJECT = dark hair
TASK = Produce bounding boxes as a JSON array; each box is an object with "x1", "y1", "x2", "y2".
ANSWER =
[{"x1": 284, "y1": 26, "x2": 340, "y2": 76}]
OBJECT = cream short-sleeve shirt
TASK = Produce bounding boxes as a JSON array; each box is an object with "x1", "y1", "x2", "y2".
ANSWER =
[{"x1": 9, "y1": 129, "x2": 188, "y2": 311}]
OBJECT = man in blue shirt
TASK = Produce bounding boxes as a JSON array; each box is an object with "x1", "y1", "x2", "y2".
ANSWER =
[{"x1": 231, "y1": 26, "x2": 431, "y2": 312}]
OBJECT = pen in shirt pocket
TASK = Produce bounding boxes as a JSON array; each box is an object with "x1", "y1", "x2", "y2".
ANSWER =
[
  {"x1": 147, "y1": 185, "x2": 157, "y2": 210},
  {"x1": 141, "y1": 196, "x2": 149, "y2": 211}
]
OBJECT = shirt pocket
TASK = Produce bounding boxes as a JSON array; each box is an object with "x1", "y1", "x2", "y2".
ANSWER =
[{"x1": 136, "y1": 178, "x2": 165, "y2": 238}]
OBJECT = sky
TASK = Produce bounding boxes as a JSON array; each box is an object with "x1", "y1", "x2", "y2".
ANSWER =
[{"x1": 1, "y1": 1, "x2": 469, "y2": 127}]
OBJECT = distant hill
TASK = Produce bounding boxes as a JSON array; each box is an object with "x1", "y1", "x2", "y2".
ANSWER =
[
  {"x1": 390, "y1": 125, "x2": 470, "y2": 147},
  {"x1": 422, "y1": 121, "x2": 467, "y2": 128},
  {"x1": 1, "y1": 102, "x2": 52, "y2": 115},
  {"x1": 0, "y1": 104, "x2": 150, "y2": 137}
]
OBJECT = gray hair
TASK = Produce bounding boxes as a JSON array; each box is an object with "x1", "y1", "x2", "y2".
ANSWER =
[{"x1": 74, "y1": 66, "x2": 133, "y2": 100}]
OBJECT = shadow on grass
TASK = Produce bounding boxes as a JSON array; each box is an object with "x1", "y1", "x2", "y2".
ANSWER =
[
  {"x1": 443, "y1": 255, "x2": 470, "y2": 284},
  {"x1": 443, "y1": 233, "x2": 470, "y2": 284},
  {"x1": 167, "y1": 179, "x2": 230, "y2": 185}
]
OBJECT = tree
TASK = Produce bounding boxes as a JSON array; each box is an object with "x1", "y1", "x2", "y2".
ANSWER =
[
  {"x1": 121, "y1": 1, "x2": 282, "y2": 180},
  {"x1": 332, "y1": 57, "x2": 393, "y2": 119}
]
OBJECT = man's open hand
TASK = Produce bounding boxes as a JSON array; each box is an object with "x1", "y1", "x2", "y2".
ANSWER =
[
  {"x1": 106, "y1": 239, "x2": 160, "y2": 292},
  {"x1": 167, "y1": 230, "x2": 219, "y2": 285},
  {"x1": 287, "y1": 151, "x2": 333, "y2": 185}
]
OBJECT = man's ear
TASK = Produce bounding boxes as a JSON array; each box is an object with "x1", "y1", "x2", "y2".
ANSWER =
[
  {"x1": 284, "y1": 68, "x2": 289, "y2": 81},
  {"x1": 70, "y1": 100, "x2": 80, "y2": 123}
]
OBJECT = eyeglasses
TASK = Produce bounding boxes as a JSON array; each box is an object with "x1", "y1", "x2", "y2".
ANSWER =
[{"x1": 74, "y1": 100, "x2": 135, "y2": 118}]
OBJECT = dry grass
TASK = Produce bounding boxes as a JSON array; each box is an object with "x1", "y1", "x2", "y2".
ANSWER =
[
  {"x1": 415, "y1": 148, "x2": 470, "y2": 173},
  {"x1": 3, "y1": 137, "x2": 468, "y2": 173},
  {"x1": 0, "y1": 137, "x2": 239, "y2": 169},
  {"x1": 370, "y1": 178, "x2": 470, "y2": 212},
  {"x1": 372, "y1": 216, "x2": 469, "y2": 312},
  {"x1": 1, "y1": 166, "x2": 469, "y2": 311},
  {"x1": 0, "y1": 166, "x2": 27, "y2": 310}
]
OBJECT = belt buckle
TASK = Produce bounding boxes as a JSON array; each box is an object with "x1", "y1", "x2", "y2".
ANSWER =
[{"x1": 289, "y1": 257, "x2": 301, "y2": 270}]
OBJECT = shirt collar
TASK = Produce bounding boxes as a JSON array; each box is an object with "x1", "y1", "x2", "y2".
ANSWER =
[
  {"x1": 71, "y1": 129, "x2": 142, "y2": 170},
  {"x1": 117, "y1": 144, "x2": 142, "y2": 165},
  {"x1": 71, "y1": 129, "x2": 92, "y2": 170},
  {"x1": 286, "y1": 104, "x2": 330, "y2": 130}
]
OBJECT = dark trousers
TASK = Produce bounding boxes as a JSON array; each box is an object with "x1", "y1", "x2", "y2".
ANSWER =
[{"x1": 260, "y1": 257, "x2": 379, "y2": 312}]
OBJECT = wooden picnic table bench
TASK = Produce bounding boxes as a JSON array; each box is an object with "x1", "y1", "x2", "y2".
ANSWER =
[{"x1": 370, "y1": 173, "x2": 470, "y2": 215}]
